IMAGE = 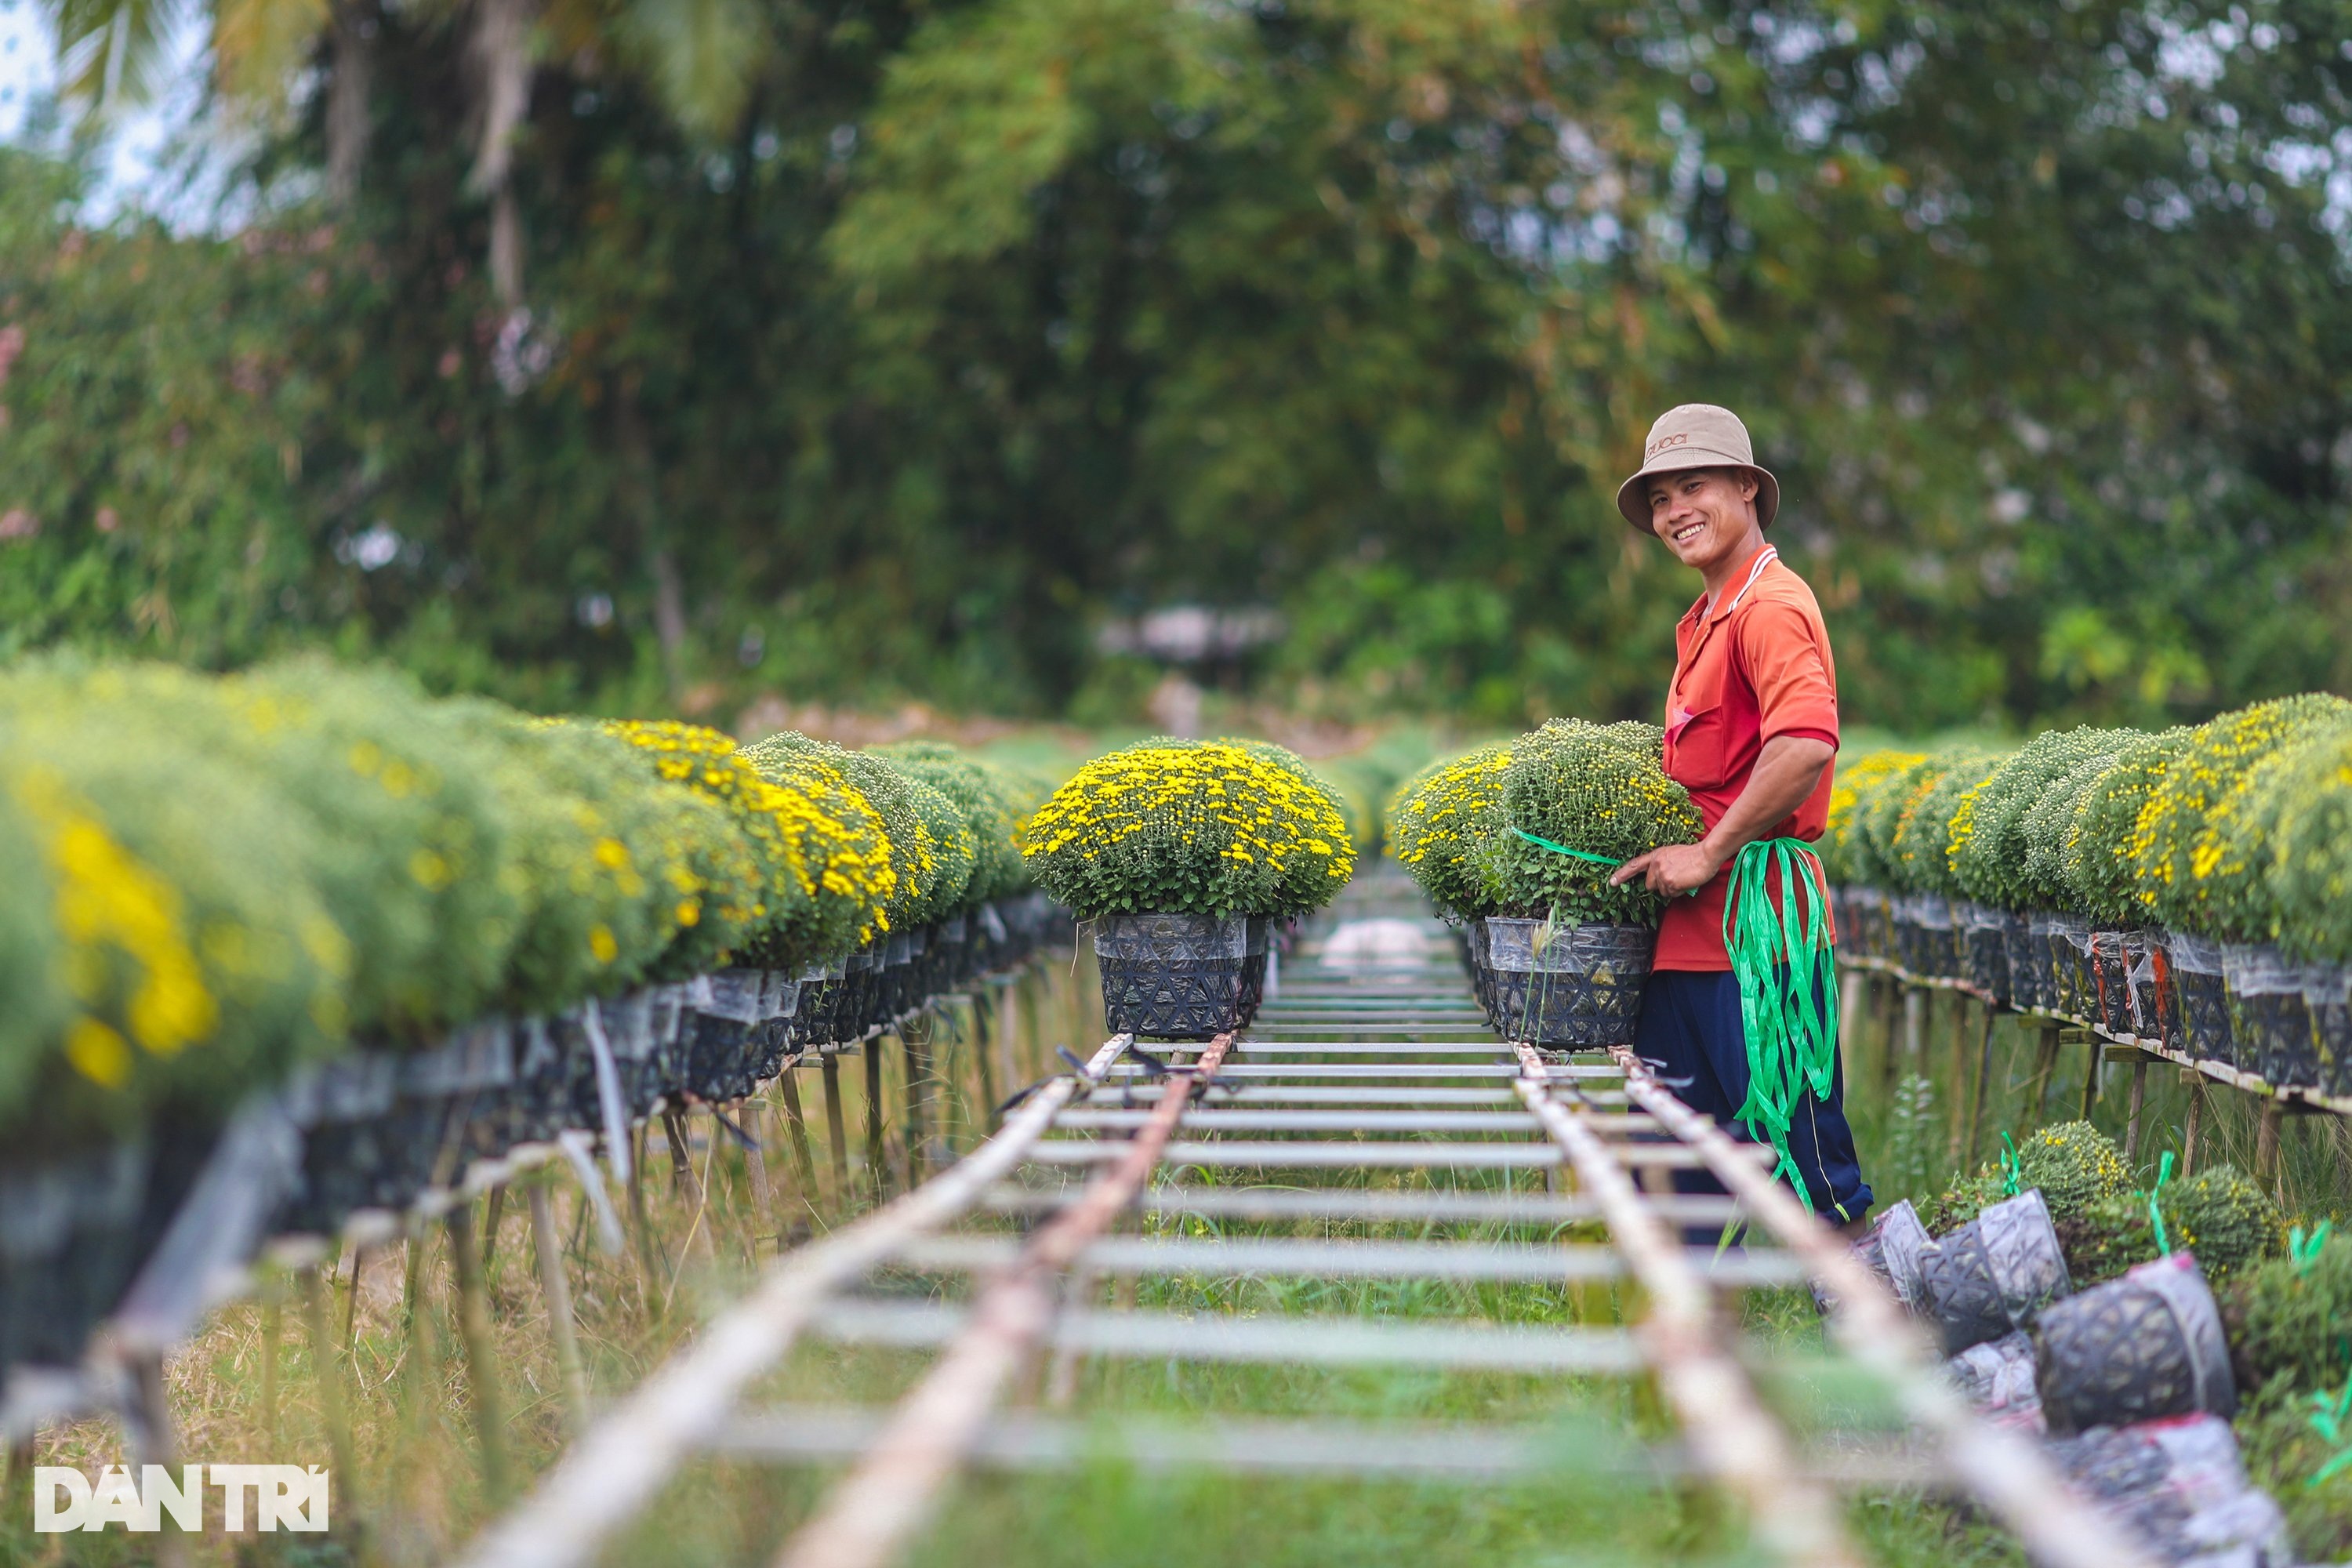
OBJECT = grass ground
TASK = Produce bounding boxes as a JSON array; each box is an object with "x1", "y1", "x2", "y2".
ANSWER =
[{"x1": 11, "y1": 894, "x2": 2349, "y2": 1566}]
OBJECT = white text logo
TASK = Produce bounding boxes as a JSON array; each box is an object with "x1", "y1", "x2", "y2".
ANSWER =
[{"x1": 34, "y1": 1465, "x2": 331, "y2": 1532}]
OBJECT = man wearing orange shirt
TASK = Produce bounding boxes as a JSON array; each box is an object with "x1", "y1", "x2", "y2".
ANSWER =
[{"x1": 1606, "y1": 405, "x2": 1872, "y2": 1234}]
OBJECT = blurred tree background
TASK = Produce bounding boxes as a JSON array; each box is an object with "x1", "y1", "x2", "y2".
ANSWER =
[{"x1": 1, "y1": 0, "x2": 2347, "y2": 730}]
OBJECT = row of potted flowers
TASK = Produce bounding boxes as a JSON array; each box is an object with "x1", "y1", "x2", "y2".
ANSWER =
[{"x1": 1823, "y1": 695, "x2": 2352, "y2": 1094}]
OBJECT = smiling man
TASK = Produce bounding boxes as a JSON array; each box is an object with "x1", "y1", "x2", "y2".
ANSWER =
[{"x1": 1605, "y1": 404, "x2": 1872, "y2": 1236}]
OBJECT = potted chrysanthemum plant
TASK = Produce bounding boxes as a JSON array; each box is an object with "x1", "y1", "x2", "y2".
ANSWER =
[
  {"x1": 1470, "y1": 720, "x2": 1702, "y2": 1047},
  {"x1": 1022, "y1": 739, "x2": 1355, "y2": 1040}
]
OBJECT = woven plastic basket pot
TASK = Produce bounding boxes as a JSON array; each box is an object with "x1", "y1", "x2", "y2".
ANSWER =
[
  {"x1": 1915, "y1": 1188, "x2": 2072, "y2": 1355},
  {"x1": 2033, "y1": 1252, "x2": 2236, "y2": 1433},
  {"x1": 2309, "y1": 964, "x2": 2352, "y2": 1097},
  {"x1": 1959, "y1": 903, "x2": 2016, "y2": 1006},
  {"x1": 2224, "y1": 943, "x2": 2321, "y2": 1091},
  {"x1": 2169, "y1": 932, "x2": 2238, "y2": 1066},
  {"x1": 0, "y1": 1140, "x2": 151, "y2": 1369},
  {"x1": 1094, "y1": 913, "x2": 1250, "y2": 1040},
  {"x1": 1477, "y1": 918, "x2": 1656, "y2": 1048},
  {"x1": 2007, "y1": 916, "x2": 2053, "y2": 1012}
]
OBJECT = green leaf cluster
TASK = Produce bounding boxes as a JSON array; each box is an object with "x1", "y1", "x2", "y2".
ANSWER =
[
  {"x1": 1818, "y1": 750, "x2": 1925, "y2": 887},
  {"x1": 1480, "y1": 720, "x2": 1701, "y2": 927},
  {"x1": 1948, "y1": 728, "x2": 2128, "y2": 912},
  {"x1": 2243, "y1": 726, "x2": 2352, "y2": 964},
  {"x1": 2228, "y1": 1232, "x2": 2352, "y2": 1396},
  {"x1": 2062, "y1": 728, "x2": 2194, "y2": 927},
  {"x1": 1889, "y1": 747, "x2": 2003, "y2": 898},
  {"x1": 2060, "y1": 1164, "x2": 2284, "y2": 1289}
]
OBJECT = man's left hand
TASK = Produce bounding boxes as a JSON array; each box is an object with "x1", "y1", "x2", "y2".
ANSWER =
[{"x1": 1608, "y1": 841, "x2": 1723, "y2": 898}]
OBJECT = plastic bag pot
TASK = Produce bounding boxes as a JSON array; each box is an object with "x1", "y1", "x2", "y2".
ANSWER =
[
  {"x1": 2169, "y1": 933, "x2": 2237, "y2": 1067},
  {"x1": 1915, "y1": 1188, "x2": 2072, "y2": 1355},
  {"x1": 278, "y1": 1053, "x2": 400, "y2": 1235},
  {"x1": 1853, "y1": 1197, "x2": 1930, "y2": 1312},
  {"x1": 683, "y1": 968, "x2": 771, "y2": 1102},
  {"x1": 1095, "y1": 913, "x2": 1250, "y2": 1040},
  {"x1": 1947, "y1": 1330, "x2": 2045, "y2": 1433},
  {"x1": 2125, "y1": 928, "x2": 2185, "y2": 1054},
  {"x1": 0, "y1": 1140, "x2": 151, "y2": 1369},
  {"x1": 1889, "y1": 894, "x2": 1926, "y2": 976},
  {"x1": 2034, "y1": 1252, "x2": 2235, "y2": 1434},
  {"x1": 1958, "y1": 903, "x2": 2015, "y2": 1006},
  {"x1": 2046, "y1": 1414, "x2": 2290, "y2": 1568},
  {"x1": 1477, "y1": 918, "x2": 1655, "y2": 1048},
  {"x1": 2007, "y1": 916, "x2": 2053, "y2": 1013},
  {"x1": 2048, "y1": 915, "x2": 2096, "y2": 1022},
  {"x1": 2224, "y1": 943, "x2": 2320, "y2": 1091},
  {"x1": 2088, "y1": 929, "x2": 2136, "y2": 1036}
]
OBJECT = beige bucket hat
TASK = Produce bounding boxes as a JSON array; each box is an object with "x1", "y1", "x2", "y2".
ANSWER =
[{"x1": 1615, "y1": 403, "x2": 1780, "y2": 532}]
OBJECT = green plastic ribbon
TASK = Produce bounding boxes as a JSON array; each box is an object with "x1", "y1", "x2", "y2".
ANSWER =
[
  {"x1": 1510, "y1": 826, "x2": 1625, "y2": 869},
  {"x1": 2292, "y1": 1221, "x2": 2334, "y2": 1278},
  {"x1": 1999, "y1": 1131, "x2": 2023, "y2": 1198},
  {"x1": 2150, "y1": 1150, "x2": 2176, "y2": 1258},
  {"x1": 1720, "y1": 837, "x2": 1839, "y2": 1212}
]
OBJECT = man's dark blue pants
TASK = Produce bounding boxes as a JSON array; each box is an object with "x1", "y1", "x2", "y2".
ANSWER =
[{"x1": 1632, "y1": 968, "x2": 1874, "y2": 1231}]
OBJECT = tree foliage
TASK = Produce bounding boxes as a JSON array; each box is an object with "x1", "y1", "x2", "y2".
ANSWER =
[{"x1": 2, "y1": 0, "x2": 2349, "y2": 726}]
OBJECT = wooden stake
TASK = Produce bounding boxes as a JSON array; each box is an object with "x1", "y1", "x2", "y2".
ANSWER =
[
  {"x1": 742, "y1": 1099, "x2": 777, "y2": 1256},
  {"x1": 2183, "y1": 1073, "x2": 2207, "y2": 1177},
  {"x1": 2078, "y1": 1034, "x2": 2102, "y2": 1121},
  {"x1": 128, "y1": 1354, "x2": 190, "y2": 1568},
  {"x1": 483, "y1": 1184, "x2": 508, "y2": 1278},
  {"x1": 777, "y1": 1068, "x2": 821, "y2": 1204},
  {"x1": 1964, "y1": 1007, "x2": 1997, "y2": 1167},
  {"x1": 530, "y1": 1182, "x2": 590, "y2": 1434},
  {"x1": 1902, "y1": 985, "x2": 1925, "y2": 1074},
  {"x1": 971, "y1": 995, "x2": 999, "y2": 1127},
  {"x1": 902, "y1": 1031, "x2": 931, "y2": 1186},
  {"x1": 299, "y1": 1265, "x2": 360, "y2": 1500},
  {"x1": 447, "y1": 1200, "x2": 513, "y2": 1502},
  {"x1": 2123, "y1": 1057, "x2": 2150, "y2": 1163},
  {"x1": 821, "y1": 1051, "x2": 850, "y2": 1195},
  {"x1": 2256, "y1": 1098, "x2": 2284, "y2": 1195},
  {"x1": 865, "y1": 1042, "x2": 887, "y2": 1196},
  {"x1": 2029, "y1": 1024, "x2": 2062, "y2": 1116},
  {"x1": 1948, "y1": 993, "x2": 1972, "y2": 1160}
]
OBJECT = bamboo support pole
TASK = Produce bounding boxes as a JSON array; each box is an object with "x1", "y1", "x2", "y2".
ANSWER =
[
  {"x1": 530, "y1": 1183, "x2": 590, "y2": 1435},
  {"x1": 1610, "y1": 1047, "x2": 2160, "y2": 1568},
  {"x1": 1514, "y1": 1044, "x2": 1862, "y2": 1568},
  {"x1": 771, "y1": 1034, "x2": 1227, "y2": 1568},
  {"x1": 448, "y1": 1034, "x2": 1133, "y2": 1568},
  {"x1": 447, "y1": 1201, "x2": 513, "y2": 1502}
]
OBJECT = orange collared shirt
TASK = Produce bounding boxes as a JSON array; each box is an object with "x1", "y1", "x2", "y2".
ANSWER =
[{"x1": 1656, "y1": 545, "x2": 1841, "y2": 971}]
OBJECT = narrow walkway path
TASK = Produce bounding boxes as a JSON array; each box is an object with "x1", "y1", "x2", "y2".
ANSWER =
[{"x1": 452, "y1": 868, "x2": 2141, "y2": 1568}]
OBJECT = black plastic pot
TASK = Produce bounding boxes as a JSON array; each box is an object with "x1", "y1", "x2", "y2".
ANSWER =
[
  {"x1": 2034, "y1": 1252, "x2": 2235, "y2": 1433},
  {"x1": 1914, "y1": 895, "x2": 1960, "y2": 982},
  {"x1": 2048, "y1": 916, "x2": 2096, "y2": 1022},
  {"x1": 1958, "y1": 904, "x2": 2015, "y2": 1006},
  {"x1": 1095, "y1": 912, "x2": 1250, "y2": 1040},
  {"x1": 2007, "y1": 916, "x2": 2053, "y2": 1013},
  {"x1": 1477, "y1": 918, "x2": 1655, "y2": 1048},
  {"x1": 0, "y1": 1140, "x2": 151, "y2": 1368},
  {"x1": 681, "y1": 968, "x2": 768, "y2": 1102},
  {"x1": 2225, "y1": 943, "x2": 2320, "y2": 1091},
  {"x1": 2169, "y1": 932, "x2": 2237, "y2": 1066},
  {"x1": 1915, "y1": 1188, "x2": 2072, "y2": 1355}
]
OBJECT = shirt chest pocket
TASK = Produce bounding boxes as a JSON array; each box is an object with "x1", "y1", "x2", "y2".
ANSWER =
[{"x1": 1665, "y1": 663, "x2": 1735, "y2": 792}]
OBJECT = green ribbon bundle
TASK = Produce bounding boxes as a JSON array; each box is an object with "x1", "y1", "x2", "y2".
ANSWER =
[
  {"x1": 2150, "y1": 1150, "x2": 2176, "y2": 1257},
  {"x1": 1721, "y1": 837, "x2": 1841, "y2": 1212}
]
